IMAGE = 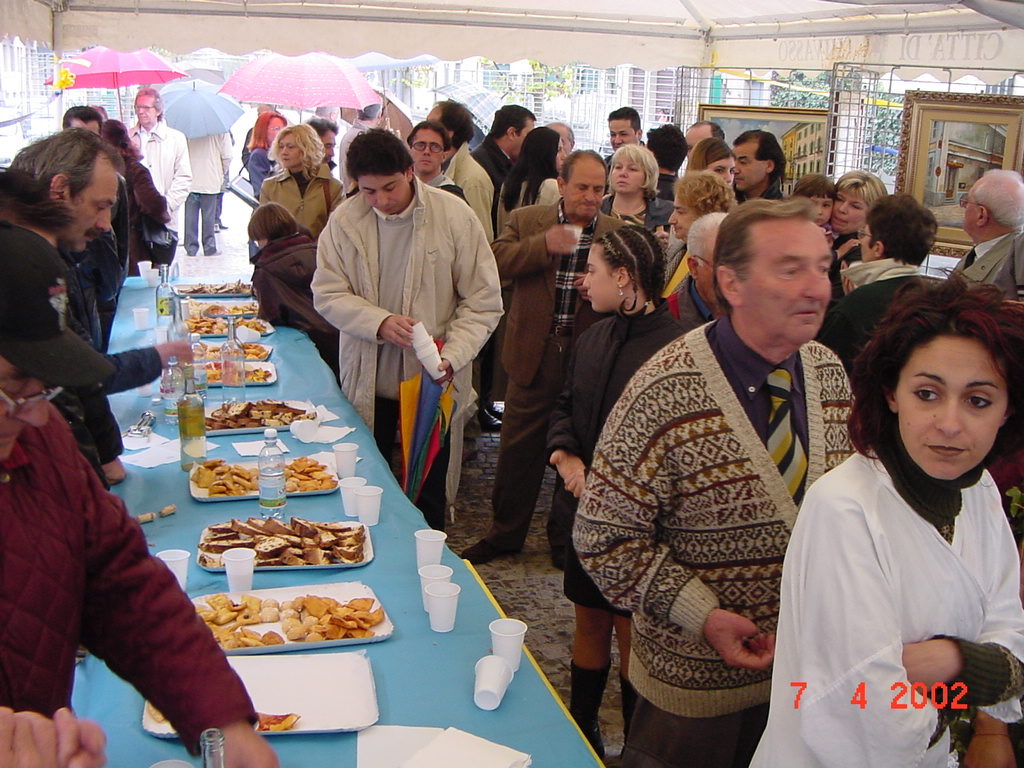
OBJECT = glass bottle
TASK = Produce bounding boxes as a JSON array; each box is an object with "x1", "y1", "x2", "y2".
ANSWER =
[
  {"x1": 188, "y1": 332, "x2": 208, "y2": 396},
  {"x1": 177, "y1": 374, "x2": 207, "y2": 470},
  {"x1": 220, "y1": 315, "x2": 246, "y2": 404},
  {"x1": 258, "y1": 427, "x2": 287, "y2": 518},
  {"x1": 160, "y1": 355, "x2": 184, "y2": 425},
  {"x1": 169, "y1": 294, "x2": 190, "y2": 342},
  {"x1": 155, "y1": 264, "x2": 173, "y2": 326},
  {"x1": 200, "y1": 727, "x2": 226, "y2": 768}
]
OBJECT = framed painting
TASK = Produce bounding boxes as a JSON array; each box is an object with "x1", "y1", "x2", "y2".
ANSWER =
[
  {"x1": 896, "y1": 90, "x2": 1024, "y2": 255},
  {"x1": 697, "y1": 104, "x2": 828, "y2": 195}
]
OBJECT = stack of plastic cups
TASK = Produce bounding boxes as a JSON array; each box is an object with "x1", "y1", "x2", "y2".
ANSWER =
[{"x1": 410, "y1": 322, "x2": 444, "y2": 381}]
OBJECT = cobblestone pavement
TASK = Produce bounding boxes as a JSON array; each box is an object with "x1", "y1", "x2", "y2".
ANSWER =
[{"x1": 177, "y1": 197, "x2": 627, "y2": 764}]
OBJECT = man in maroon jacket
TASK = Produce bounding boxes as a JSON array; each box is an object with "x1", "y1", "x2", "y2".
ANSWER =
[{"x1": 0, "y1": 220, "x2": 278, "y2": 767}]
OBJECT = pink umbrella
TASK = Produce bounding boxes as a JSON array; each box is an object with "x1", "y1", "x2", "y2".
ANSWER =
[
  {"x1": 54, "y1": 46, "x2": 188, "y2": 89},
  {"x1": 219, "y1": 52, "x2": 380, "y2": 110}
]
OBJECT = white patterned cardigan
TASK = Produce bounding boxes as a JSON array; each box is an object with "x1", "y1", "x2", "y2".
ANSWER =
[{"x1": 574, "y1": 326, "x2": 853, "y2": 719}]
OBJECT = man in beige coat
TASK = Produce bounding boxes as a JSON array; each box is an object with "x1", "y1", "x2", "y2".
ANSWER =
[{"x1": 312, "y1": 129, "x2": 502, "y2": 529}]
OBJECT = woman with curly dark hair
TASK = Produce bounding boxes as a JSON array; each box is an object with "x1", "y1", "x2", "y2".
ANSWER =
[
  {"x1": 496, "y1": 126, "x2": 561, "y2": 234},
  {"x1": 547, "y1": 224, "x2": 684, "y2": 757},
  {"x1": 753, "y1": 277, "x2": 1024, "y2": 768},
  {"x1": 100, "y1": 119, "x2": 168, "y2": 274}
]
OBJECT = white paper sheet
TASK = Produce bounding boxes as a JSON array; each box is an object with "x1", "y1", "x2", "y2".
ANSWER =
[
  {"x1": 121, "y1": 439, "x2": 218, "y2": 468},
  {"x1": 232, "y1": 438, "x2": 290, "y2": 456},
  {"x1": 358, "y1": 726, "x2": 444, "y2": 768},
  {"x1": 399, "y1": 728, "x2": 531, "y2": 768},
  {"x1": 291, "y1": 424, "x2": 355, "y2": 444},
  {"x1": 122, "y1": 433, "x2": 171, "y2": 452}
]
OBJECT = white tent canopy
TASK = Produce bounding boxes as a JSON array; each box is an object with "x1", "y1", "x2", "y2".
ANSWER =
[{"x1": 16, "y1": 0, "x2": 1024, "y2": 77}]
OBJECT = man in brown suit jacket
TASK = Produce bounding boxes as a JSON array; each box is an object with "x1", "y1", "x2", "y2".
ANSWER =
[{"x1": 462, "y1": 150, "x2": 624, "y2": 565}]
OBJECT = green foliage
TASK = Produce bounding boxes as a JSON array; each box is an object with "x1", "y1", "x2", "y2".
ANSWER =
[{"x1": 768, "y1": 71, "x2": 830, "y2": 111}]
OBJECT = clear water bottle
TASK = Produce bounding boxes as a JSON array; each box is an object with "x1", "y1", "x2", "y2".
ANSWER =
[
  {"x1": 258, "y1": 427, "x2": 286, "y2": 518},
  {"x1": 188, "y1": 332, "x2": 208, "y2": 396},
  {"x1": 220, "y1": 314, "x2": 246, "y2": 404},
  {"x1": 177, "y1": 374, "x2": 207, "y2": 470},
  {"x1": 200, "y1": 727, "x2": 226, "y2": 768},
  {"x1": 155, "y1": 264, "x2": 173, "y2": 326},
  {"x1": 160, "y1": 355, "x2": 185, "y2": 424}
]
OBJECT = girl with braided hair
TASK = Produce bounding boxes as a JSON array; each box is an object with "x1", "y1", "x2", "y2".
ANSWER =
[{"x1": 547, "y1": 224, "x2": 684, "y2": 756}]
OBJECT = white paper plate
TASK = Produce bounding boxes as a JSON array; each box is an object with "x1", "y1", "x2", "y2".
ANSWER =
[
  {"x1": 189, "y1": 452, "x2": 337, "y2": 502},
  {"x1": 173, "y1": 283, "x2": 252, "y2": 298},
  {"x1": 204, "y1": 361, "x2": 278, "y2": 388},
  {"x1": 143, "y1": 651, "x2": 379, "y2": 737},
  {"x1": 195, "y1": 319, "x2": 274, "y2": 339},
  {"x1": 200, "y1": 343, "x2": 273, "y2": 362},
  {"x1": 204, "y1": 400, "x2": 316, "y2": 436},
  {"x1": 187, "y1": 298, "x2": 261, "y2": 318},
  {"x1": 190, "y1": 581, "x2": 393, "y2": 655},
  {"x1": 197, "y1": 521, "x2": 373, "y2": 572}
]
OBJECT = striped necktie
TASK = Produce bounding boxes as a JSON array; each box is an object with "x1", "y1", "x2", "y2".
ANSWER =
[{"x1": 767, "y1": 367, "x2": 807, "y2": 502}]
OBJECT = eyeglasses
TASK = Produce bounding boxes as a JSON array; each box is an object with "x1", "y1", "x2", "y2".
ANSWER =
[
  {"x1": 857, "y1": 229, "x2": 870, "y2": 239},
  {"x1": 959, "y1": 197, "x2": 975, "y2": 208},
  {"x1": 135, "y1": 105, "x2": 158, "y2": 111},
  {"x1": 411, "y1": 141, "x2": 444, "y2": 154},
  {"x1": 0, "y1": 385, "x2": 63, "y2": 416}
]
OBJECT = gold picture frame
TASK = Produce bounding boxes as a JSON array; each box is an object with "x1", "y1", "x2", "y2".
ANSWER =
[
  {"x1": 697, "y1": 104, "x2": 828, "y2": 195},
  {"x1": 896, "y1": 90, "x2": 1024, "y2": 256}
]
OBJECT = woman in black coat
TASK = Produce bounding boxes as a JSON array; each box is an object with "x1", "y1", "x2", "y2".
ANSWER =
[
  {"x1": 248, "y1": 203, "x2": 340, "y2": 377},
  {"x1": 547, "y1": 224, "x2": 683, "y2": 757}
]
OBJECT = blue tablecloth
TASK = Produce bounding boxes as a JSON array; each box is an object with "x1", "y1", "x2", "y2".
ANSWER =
[{"x1": 71, "y1": 277, "x2": 599, "y2": 768}]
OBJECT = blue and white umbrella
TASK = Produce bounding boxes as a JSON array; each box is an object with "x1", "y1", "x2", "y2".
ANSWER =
[{"x1": 161, "y1": 81, "x2": 243, "y2": 139}]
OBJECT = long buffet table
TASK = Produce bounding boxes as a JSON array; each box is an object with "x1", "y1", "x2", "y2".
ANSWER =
[{"x1": 71, "y1": 276, "x2": 600, "y2": 768}]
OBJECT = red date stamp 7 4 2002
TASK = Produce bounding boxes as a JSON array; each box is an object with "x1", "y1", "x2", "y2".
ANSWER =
[{"x1": 790, "y1": 681, "x2": 968, "y2": 710}]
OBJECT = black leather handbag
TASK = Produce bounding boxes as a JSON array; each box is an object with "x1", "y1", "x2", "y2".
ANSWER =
[{"x1": 140, "y1": 214, "x2": 178, "y2": 264}]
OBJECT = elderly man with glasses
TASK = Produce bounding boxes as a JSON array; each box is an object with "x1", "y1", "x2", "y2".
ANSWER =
[
  {"x1": 956, "y1": 169, "x2": 1024, "y2": 300},
  {"x1": 0, "y1": 220, "x2": 279, "y2": 768}
]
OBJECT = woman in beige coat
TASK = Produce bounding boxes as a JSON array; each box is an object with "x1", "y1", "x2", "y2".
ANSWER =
[{"x1": 259, "y1": 124, "x2": 343, "y2": 241}]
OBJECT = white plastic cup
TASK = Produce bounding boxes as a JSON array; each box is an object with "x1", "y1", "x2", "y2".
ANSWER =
[
  {"x1": 235, "y1": 325, "x2": 261, "y2": 343},
  {"x1": 489, "y1": 618, "x2": 528, "y2": 672},
  {"x1": 339, "y1": 476, "x2": 367, "y2": 517},
  {"x1": 354, "y1": 485, "x2": 383, "y2": 526},
  {"x1": 413, "y1": 339, "x2": 444, "y2": 381},
  {"x1": 474, "y1": 655, "x2": 514, "y2": 710},
  {"x1": 143, "y1": 268, "x2": 161, "y2": 287},
  {"x1": 289, "y1": 418, "x2": 320, "y2": 442},
  {"x1": 415, "y1": 529, "x2": 448, "y2": 569},
  {"x1": 133, "y1": 306, "x2": 152, "y2": 330},
  {"x1": 410, "y1": 321, "x2": 432, "y2": 346},
  {"x1": 154, "y1": 325, "x2": 169, "y2": 344},
  {"x1": 155, "y1": 549, "x2": 190, "y2": 590},
  {"x1": 222, "y1": 548, "x2": 256, "y2": 593},
  {"x1": 425, "y1": 580, "x2": 461, "y2": 632},
  {"x1": 136, "y1": 259, "x2": 152, "y2": 275},
  {"x1": 332, "y1": 442, "x2": 359, "y2": 479},
  {"x1": 418, "y1": 563, "x2": 453, "y2": 611},
  {"x1": 566, "y1": 224, "x2": 583, "y2": 248}
]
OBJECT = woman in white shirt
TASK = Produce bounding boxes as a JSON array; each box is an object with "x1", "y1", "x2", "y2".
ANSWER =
[{"x1": 753, "y1": 277, "x2": 1024, "y2": 768}]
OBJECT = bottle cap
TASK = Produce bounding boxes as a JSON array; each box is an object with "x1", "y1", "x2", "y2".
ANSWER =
[
  {"x1": 190, "y1": 333, "x2": 200, "y2": 343},
  {"x1": 264, "y1": 428, "x2": 277, "y2": 439},
  {"x1": 167, "y1": 356, "x2": 177, "y2": 365}
]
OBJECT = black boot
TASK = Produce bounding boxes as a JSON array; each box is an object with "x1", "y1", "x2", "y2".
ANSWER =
[
  {"x1": 569, "y1": 662, "x2": 609, "y2": 758},
  {"x1": 620, "y1": 674, "x2": 638, "y2": 743}
]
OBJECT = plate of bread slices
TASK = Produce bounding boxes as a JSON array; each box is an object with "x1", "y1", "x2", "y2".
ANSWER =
[{"x1": 197, "y1": 517, "x2": 371, "y2": 570}]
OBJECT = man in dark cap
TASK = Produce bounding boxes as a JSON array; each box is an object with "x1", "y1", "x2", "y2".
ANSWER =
[{"x1": 0, "y1": 221, "x2": 278, "y2": 768}]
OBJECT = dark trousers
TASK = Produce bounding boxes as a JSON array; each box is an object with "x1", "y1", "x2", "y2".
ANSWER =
[
  {"x1": 373, "y1": 396, "x2": 450, "y2": 531},
  {"x1": 487, "y1": 336, "x2": 571, "y2": 552},
  {"x1": 622, "y1": 696, "x2": 769, "y2": 768},
  {"x1": 184, "y1": 192, "x2": 218, "y2": 256}
]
